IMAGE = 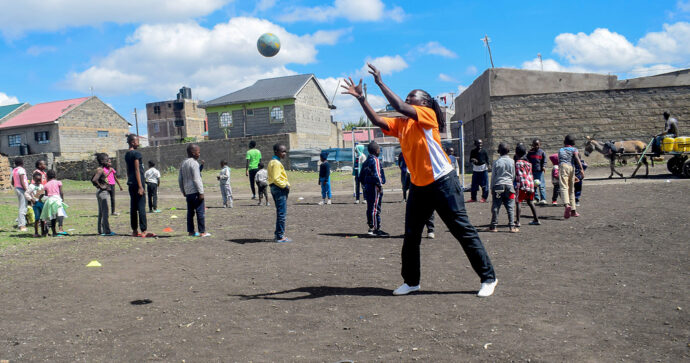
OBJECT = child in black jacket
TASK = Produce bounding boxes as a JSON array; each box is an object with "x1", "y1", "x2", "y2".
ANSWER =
[{"x1": 360, "y1": 141, "x2": 387, "y2": 237}]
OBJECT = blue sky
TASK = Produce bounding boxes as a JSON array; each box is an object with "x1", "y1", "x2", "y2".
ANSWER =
[{"x1": 1, "y1": 0, "x2": 689, "y2": 136}]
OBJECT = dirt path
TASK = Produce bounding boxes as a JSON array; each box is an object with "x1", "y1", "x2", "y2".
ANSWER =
[{"x1": 0, "y1": 169, "x2": 688, "y2": 361}]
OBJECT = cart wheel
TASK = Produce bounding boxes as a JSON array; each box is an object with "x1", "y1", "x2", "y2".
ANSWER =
[
  {"x1": 683, "y1": 159, "x2": 690, "y2": 178},
  {"x1": 668, "y1": 155, "x2": 685, "y2": 176}
]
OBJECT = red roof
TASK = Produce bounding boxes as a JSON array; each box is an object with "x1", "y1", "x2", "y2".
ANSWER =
[{"x1": 0, "y1": 97, "x2": 90, "y2": 129}]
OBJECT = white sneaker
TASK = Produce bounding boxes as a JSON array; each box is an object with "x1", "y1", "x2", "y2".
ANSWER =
[
  {"x1": 477, "y1": 279, "x2": 498, "y2": 297},
  {"x1": 355, "y1": 200, "x2": 360, "y2": 204},
  {"x1": 393, "y1": 283, "x2": 420, "y2": 296},
  {"x1": 367, "y1": 228, "x2": 374, "y2": 235},
  {"x1": 318, "y1": 200, "x2": 325, "y2": 205},
  {"x1": 427, "y1": 232, "x2": 435, "y2": 239},
  {"x1": 327, "y1": 200, "x2": 332, "y2": 205}
]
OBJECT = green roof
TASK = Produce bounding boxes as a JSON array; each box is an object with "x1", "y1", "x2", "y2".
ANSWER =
[{"x1": 0, "y1": 103, "x2": 26, "y2": 120}]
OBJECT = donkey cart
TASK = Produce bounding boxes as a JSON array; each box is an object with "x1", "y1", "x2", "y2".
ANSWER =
[{"x1": 631, "y1": 136, "x2": 690, "y2": 178}]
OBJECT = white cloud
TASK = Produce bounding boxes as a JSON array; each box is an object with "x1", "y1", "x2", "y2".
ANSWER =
[
  {"x1": 438, "y1": 73, "x2": 457, "y2": 82},
  {"x1": 0, "y1": 0, "x2": 232, "y2": 38},
  {"x1": 677, "y1": 1, "x2": 690, "y2": 12},
  {"x1": 554, "y1": 28, "x2": 655, "y2": 69},
  {"x1": 0, "y1": 92, "x2": 19, "y2": 106},
  {"x1": 279, "y1": 0, "x2": 405, "y2": 23},
  {"x1": 354, "y1": 55, "x2": 408, "y2": 78},
  {"x1": 62, "y1": 17, "x2": 346, "y2": 99},
  {"x1": 26, "y1": 45, "x2": 57, "y2": 56},
  {"x1": 522, "y1": 22, "x2": 690, "y2": 77},
  {"x1": 414, "y1": 41, "x2": 457, "y2": 58},
  {"x1": 255, "y1": 0, "x2": 276, "y2": 12},
  {"x1": 319, "y1": 77, "x2": 387, "y2": 123}
]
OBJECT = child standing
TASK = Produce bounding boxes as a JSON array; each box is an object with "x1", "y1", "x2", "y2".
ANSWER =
[
  {"x1": 217, "y1": 160, "x2": 233, "y2": 208},
  {"x1": 549, "y1": 154, "x2": 560, "y2": 205},
  {"x1": 255, "y1": 163, "x2": 269, "y2": 206},
  {"x1": 41, "y1": 170, "x2": 68, "y2": 237},
  {"x1": 361, "y1": 141, "x2": 388, "y2": 237},
  {"x1": 558, "y1": 135, "x2": 585, "y2": 219},
  {"x1": 125, "y1": 134, "x2": 154, "y2": 237},
  {"x1": 145, "y1": 161, "x2": 161, "y2": 213},
  {"x1": 92, "y1": 153, "x2": 115, "y2": 236},
  {"x1": 489, "y1": 143, "x2": 517, "y2": 233},
  {"x1": 33, "y1": 160, "x2": 47, "y2": 184},
  {"x1": 318, "y1": 151, "x2": 332, "y2": 205},
  {"x1": 268, "y1": 143, "x2": 291, "y2": 243},
  {"x1": 514, "y1": 144, "x2": 540, "y2": 227},
  {"x1": 103, "y1": 160, "x2": 123, "y2": 215},
  {"x1": 11, "y1": 158, "x2": 29, "y2": 232},
  {"x1": 25, "y1": 172, "x2": 46, "y2": 237},
  {"x1": 179, "y1": 144, "x2": 210, "y2": 237},
  {"x1": 527, "y1": 139, "x2": 547, "y2": 204}
]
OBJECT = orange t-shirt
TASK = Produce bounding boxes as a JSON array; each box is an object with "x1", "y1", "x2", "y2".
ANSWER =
[{"x1": 381, "y1": 105, "x2": 453, "y2": 186}]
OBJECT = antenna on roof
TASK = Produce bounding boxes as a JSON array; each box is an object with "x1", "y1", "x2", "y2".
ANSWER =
[
  {"x1": 329, "y1": 79, "x2": 341, "y2": 105},
  {"x1": 90, "y1": 86, "x2": 94, "y2": 96},
  {"x1": 481, "y1": 35, "x2": 495, "y2": 68}
]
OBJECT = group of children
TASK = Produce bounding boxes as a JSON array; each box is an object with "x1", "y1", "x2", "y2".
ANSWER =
[
  {"x1": 489, "y1": 134, "x2": 587, "y2": 232},
  {"x1": 10, "y1": 158, "x2": 68, "y2": 237}
]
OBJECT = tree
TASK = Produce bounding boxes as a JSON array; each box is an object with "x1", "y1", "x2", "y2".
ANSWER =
[{"x1": 344, "y1": 117, "x2": 367, "y2": 131}]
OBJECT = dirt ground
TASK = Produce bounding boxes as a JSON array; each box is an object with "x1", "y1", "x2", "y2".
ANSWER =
[{"x1": 0, "y1": 165, "x2": 688, "y2": 362}]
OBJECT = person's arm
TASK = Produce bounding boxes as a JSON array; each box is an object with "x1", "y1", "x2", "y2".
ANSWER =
[
  {"x1": 134, "y1": 159, "x2": 144, "y2": 195},
  {"x1": 114, "y1": 172, "x2": 123, "y2": 190},
  {"x1": 367, "y1": 63, "x2": 418, "y2": 121},
  {"x1": 540, "y1": 150, "x2": 546, "y2": 171},
  {"x1": 574, "y1": 152, "x2": 585, "y2": 179},
  {"x1": 21, "y1": 171, "x2": 29, "y2": 190},
  {"x1": 192, "y1": 162, "x2": 204, "y2": 199},
  {"x1": 178, "y1": 165, "x2": 186, "y2": 196},
  {"x1": 92, "y1": 168, "x2": 103, "y2": 188},
  {"x1": 156, "y1": 170, "x2": 160, "y2": 187},
  {"x1": 341, "y1": 76, "x2": 390, "y2": 132},
  {"x1": 59, "y1": 185, "x2": 64, "y2": 201},
  {"x1": 245, "y1": 155, "x2": 250, "y2": 176}
]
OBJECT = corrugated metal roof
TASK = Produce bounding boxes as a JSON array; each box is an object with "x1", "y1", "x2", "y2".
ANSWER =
[
  {"x1": 0, "y1": 97, "x2": 90, "y2": 130},
  {"x1": 202, "y1": 74, "x2": 327, "y2": 107},
  {"x1": 0, "y1": 103, "x2": 27, "y2": 121}
]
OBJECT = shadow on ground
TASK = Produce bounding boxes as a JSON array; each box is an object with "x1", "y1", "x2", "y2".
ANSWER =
[{"x1": 230, "y1": 286, "x2": 476, "y2": 301}]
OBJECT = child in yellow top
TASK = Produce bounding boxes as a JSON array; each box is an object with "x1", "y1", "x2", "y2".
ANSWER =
[{"x1": 268, "y1": 143, "x2": 291, "y2": 243}]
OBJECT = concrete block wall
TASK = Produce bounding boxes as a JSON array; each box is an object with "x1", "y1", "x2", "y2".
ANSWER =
[
  {"x1": 0, "y1": 155, "x2": 11, "y2": 189},
  {"x1": 116, "y1": 134, "x2": 292, "y2": 179},
  {"x1": 57, "y1": 97, "x2": 130, "y2": 161},
  {"x1": 295, "y1": 79, "x2": 331, "y2": 136},
  {"x1": 486, "y1": 86, "x2": 690, "y2": 163}
]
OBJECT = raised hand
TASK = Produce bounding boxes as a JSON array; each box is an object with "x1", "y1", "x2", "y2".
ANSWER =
[
  {"x1": 341, "y1": 77, "x2": 364, "y2": 98},
  {"x1": 367, "y1": 63, "x2": 382, "y2": 84}
]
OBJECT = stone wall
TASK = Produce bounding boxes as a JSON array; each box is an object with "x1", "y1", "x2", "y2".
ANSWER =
[
  {"x1": 115, "y1": 133, "x2": 292, "y2": 178},
  {"x1": 486, "y1": 85, "x2": 690, "y2": 162},
  {"x1": 0, "y1": 155, "x2": 11, "y2": 189},
  {"x1": 57, "y1": 97, "x2": 130, "y2": 161}
]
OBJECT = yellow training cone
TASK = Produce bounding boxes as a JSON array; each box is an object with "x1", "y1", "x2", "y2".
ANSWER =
[{"x1": 86, "y1": 260, "x2": 102, "y2": 267}]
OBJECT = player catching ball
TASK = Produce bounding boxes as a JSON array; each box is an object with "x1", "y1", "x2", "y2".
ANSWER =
[{"x1": 341, "y1": 63, "x2": 498, "y2": 297}]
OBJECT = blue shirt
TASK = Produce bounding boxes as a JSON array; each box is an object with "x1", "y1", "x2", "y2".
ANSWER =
[{"x1": 558, "y1": 146, "x2": 578, "y2": 165}]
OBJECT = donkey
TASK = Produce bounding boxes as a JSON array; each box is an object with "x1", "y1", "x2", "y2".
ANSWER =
[{"x1": 583, "y1": 136, "x2": 648, "y2": 178}]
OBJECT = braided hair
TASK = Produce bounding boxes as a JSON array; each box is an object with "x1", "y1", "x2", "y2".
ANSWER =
[{"x1": 413, "y1": 89, "x2": 446, "y2": 133}]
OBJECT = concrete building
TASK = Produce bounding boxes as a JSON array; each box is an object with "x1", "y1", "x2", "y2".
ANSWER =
[
  {"x1": 451, "y1": 68, "x2": 690, "y2": 163},
  {"x1": 146, "y1": 87, "x2": 207, "y2": 146},
  {"x1": 202, "y1": 74, "x2": 342, "y2": 149},
  {"x1": 0, "y1": 96, "x2": 130, "y2": 161}
]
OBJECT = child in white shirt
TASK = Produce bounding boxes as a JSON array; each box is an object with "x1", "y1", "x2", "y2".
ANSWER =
[
  {"x1": 217, "y1": 160, "x2": 233, "y2": 208},
  {"x1": 144, "y1": 161, "x2": 161, "y2": 212},
  {"x1": 255, "y1": 163, "x2": 269, "y2": 206}
]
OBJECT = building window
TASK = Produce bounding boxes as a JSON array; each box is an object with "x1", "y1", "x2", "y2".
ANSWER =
[
  {"x1": 8, "y1": 134, "x2": 21, "y2": 147},
  {"x1": 220, "y1": 112, "x2": 232, "y2": 127},
  {"x1": 153, "y1": 123, "x2": 160, "y2": 132},
  {"x1": 154, "y1": 105, "x2": 161, "y2": 114},
  {"x1": 97, "y1": 130, "x2": 109, "y2": 138},
  {"x1": 34, "y1": 131, "x2": 50, "y2": 144},
  {"x1": 270, "y1": 106, "x2": 284, "y2": 123},
  {"x1": 246, "y1": 108, "x2": 254, "y2": 116}
]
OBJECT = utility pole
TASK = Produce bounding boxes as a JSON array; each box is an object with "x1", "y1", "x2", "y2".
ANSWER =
[
  {"x1": 133, "y1": 108, "x2": 139, "y2": 136},
  {"x1": 538, "y1": 53, "x2": 543, "y2": 71},
  {"x1": 482, "y1": 35, "x2": 495, "y2": 68}
]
